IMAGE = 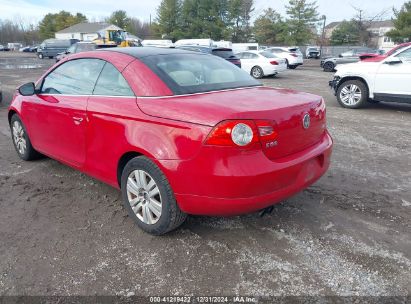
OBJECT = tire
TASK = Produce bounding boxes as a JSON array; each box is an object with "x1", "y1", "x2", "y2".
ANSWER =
[
  {"x1": 10, "y1": 114, "x2": 40, "y2": 161},
  {"x1": 288, "y1": 65, "x2": 297, "y2": 70},
  {"x1": 120, "y1": 156, "x2": 187, "y2": 235},
  {"x1": 251, "y1": 66, "x2": 264, "y2": 79},
  {"x1": 38, "y1": 53, "x2": 43, "y2": 59},
  {"x1": 323, "y1": 61, "x2": 335, "y2": 72},
  {"x1": 336, "y1": 80, "x2": 369, "y2": 109},
  {"x1": 48, "y1": 56, "x2": 53, "y2": 59},
  {"x1": 285, "y1": 59, "x2": 289, "y2": 68}
]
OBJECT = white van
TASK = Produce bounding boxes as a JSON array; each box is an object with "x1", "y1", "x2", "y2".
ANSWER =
[
  {"x1": 232, "y1": 43, "x2": 259, "y2": 53},
  {"x1": 174, "y1": 39, "x2": 215, "y2": 47},
  {"x1": 142, "y1": 40, "x2": 174, "y2": 48}
]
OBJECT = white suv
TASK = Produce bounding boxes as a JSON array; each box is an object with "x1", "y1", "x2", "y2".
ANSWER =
[
  {"x1": 265, "y1": 47, "x2": 304, "y2": 69},
  {"x1": 329, "y1": 45, "x2": 411, "y2": 108}
]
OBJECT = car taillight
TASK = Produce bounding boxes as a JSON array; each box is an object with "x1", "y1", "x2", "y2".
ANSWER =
[
  {"x1": 205, "y1": 120, "x2": 258, "y2": 147},
  {"x1": 270, "y1": 61, "x2": 279, "y2": 65},
  {"x1": 290, "y1": 54, "x2": 298, "y2": 57},
  {"x1": 205, "y1": 120, "x2": 278, "y2": 148},
  {"x1": 255, "y1": 120, "x2": 278, "y2": 147}
]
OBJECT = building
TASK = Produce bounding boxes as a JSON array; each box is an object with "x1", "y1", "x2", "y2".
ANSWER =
[
  {"x1": 367, "y1": 20, "x2": 396, "y2": 50},
  {"x1": 324, "y1": 20, "x2": 395, "y2": 50},
  {"x1": 324, "y1": 22, "x2": 341, "y2": 40},
  {"x1": 55, "y1": 22, "x2": 124, "y2": 41}
]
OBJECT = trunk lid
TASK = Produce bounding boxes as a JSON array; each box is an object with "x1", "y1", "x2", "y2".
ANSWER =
[{"x1": 137, "y1": 86, "x2": 326, "y2": 158}]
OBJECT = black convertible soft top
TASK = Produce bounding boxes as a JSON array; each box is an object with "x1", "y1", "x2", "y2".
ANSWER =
[{"x1": 100, "y1": 47, "x2": 202, "y2": 59}]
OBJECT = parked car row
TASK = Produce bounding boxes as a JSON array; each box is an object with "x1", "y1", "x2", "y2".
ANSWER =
[
  {"x1": 0, "y1": 45, "x2": 10, "y2": 51},
  {"x1": 329, "y1": 44, "x2": 411, "y2": 108}
]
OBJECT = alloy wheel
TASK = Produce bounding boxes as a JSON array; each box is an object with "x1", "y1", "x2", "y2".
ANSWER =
[
  {"x1": 126, "y1": 169, "x2": 162, "y2": 225},
  {"x1": 12, "y1": 121, "x2": 26, "y2": 155},
  {"x1": 252, "y1": 67, "x2": 262, "y2": 78},
  {"x1": 339, "y1": 84, "x2": 362, "y2": 106}
]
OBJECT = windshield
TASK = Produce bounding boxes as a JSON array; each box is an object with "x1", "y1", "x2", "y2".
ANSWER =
[
  {"x1": 387, "y1": 44, "x2": 409, "y2": 56},
  {"x1": 141, "y1": 53, "x2": 260, "y2": 95},
  {"x1": 212, "y1": 49, "x2": 236, "y2": 59}
]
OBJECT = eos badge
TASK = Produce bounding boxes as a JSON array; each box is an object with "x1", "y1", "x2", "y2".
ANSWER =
[{"x1": 303, "y1": 113, "x2": 310, "y2": 129}]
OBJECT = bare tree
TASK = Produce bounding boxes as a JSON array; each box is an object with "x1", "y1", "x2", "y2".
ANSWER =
[{"x1": 350, "y1": 4, "x2": 391, "y2": 46}]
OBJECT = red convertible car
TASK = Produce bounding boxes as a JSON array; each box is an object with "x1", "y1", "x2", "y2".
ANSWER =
[
  {"x1": 8, "y1": 48, "x2": 332, "y2": 234},
  {"x1": 361, "y1": 42, "x2": 411, "y2": 62}
]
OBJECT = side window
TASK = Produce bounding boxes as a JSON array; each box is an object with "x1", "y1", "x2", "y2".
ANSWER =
[
  {"x1": 242, "y1": 52, "x2": 252, "y2": 59},
  {"x1": 93, "y1": 62, "x2": 134, "y2": 96},
  {"x1": 41, "y1": 59, "x2": 104, "y2": 95},
  {"x1": 396, "y1": 48, "x2": 411, "y2": 62},
  {"x1": 251, "y1": 54, "x2": 259, "y2": 59}
]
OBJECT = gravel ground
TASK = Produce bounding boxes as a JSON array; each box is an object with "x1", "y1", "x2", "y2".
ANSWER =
[{"x1": 0, "y1": 52, "x2": 410, "y2": 297}]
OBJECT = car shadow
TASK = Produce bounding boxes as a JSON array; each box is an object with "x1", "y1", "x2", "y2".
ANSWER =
[{"x1": 367, "y1": 101, "x2": 411, "y2": 112}]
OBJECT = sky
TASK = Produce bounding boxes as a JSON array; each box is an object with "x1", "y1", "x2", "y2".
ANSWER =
[{"x1": 0, "y1": 0, "x2": 408, "y2": 25}]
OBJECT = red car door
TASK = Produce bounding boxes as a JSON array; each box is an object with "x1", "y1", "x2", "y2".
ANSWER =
[{"x1": 22, "y1": 58, "x2": 105, "y2": 168}]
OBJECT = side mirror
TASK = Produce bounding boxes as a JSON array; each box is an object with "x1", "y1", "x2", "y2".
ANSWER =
[
  {"x1": 385, "y1": 57, "x2": 402, "y2": 65},
  {"x1": 18, "y1": 82, "x2": 36, "y2": 96}
]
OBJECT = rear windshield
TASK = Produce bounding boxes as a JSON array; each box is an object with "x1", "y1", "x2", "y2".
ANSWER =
[
  {"x1": 141, "y1": 53, "x2": 260, "y2": 95},
  {"x1": 212, "y1": 49, "x2": 236, "y2": 59},
  {"x1": 260, "y1": 51, "x2": 277, "y2": 58}
]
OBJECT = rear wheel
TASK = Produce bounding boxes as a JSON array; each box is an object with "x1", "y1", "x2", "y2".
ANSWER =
[
  {"x1": 10, "y1": 114, "x2": 40, "y2": 161},
  {"x1": 337, "y1": 80, "x2": 369, "y2": 109},
  {"x1": 323, "y1": 61, "x2": 335, "y2": 72},
  {"x1": 120, "y1": 156, "x2": 187, "y2": 235},
  {"x1": 251, "y1": 66, "x2": 264, "y2": 79}
]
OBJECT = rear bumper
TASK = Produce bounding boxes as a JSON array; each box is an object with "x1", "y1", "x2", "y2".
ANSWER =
[
  {"x1": 288, "y1": 57, "x2": 304, "y2": 66},
  {"x1": 262, "y1": 66, "x2": 279, "y2": 75},
  {"x1": 159, "y1": 132, "x2": 333, "y2": 216}
]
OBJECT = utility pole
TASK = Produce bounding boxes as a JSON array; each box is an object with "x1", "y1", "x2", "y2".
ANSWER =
[{"x1": 320, "y1": 15, "x2": 326, "y2": 58}]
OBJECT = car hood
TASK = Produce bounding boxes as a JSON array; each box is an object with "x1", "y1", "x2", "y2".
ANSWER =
[
  {"x1": 335, "y1": 61, "x2": 380, "y2": 75},
  {"x1": 136, "y1": 86, "x2": 322, "y2": 127}
]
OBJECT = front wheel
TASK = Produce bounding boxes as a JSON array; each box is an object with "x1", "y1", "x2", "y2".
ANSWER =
[
  {"x1": 10, "y1": 114, "x2": 40, "y2": 160},
  {"x1": 288, "y1": 65, "x2": 297, "y2": 70},
  {"x1": 251, "y1": 66, "x2": 264, "y2": 79},
  {"x1": 120, "y1": 156, "x2": 187, "y2": 235},
  {"x1": 336, "y1": 80, "x2": 369, "y2": 109},
  {"x1": 323, "y1": 62, "x2": 335, "y2": 72}
]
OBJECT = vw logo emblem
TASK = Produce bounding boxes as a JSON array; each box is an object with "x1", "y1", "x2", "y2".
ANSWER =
[{"x1": 303, "y1": 113, "x2": 310, "y2": 129}]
